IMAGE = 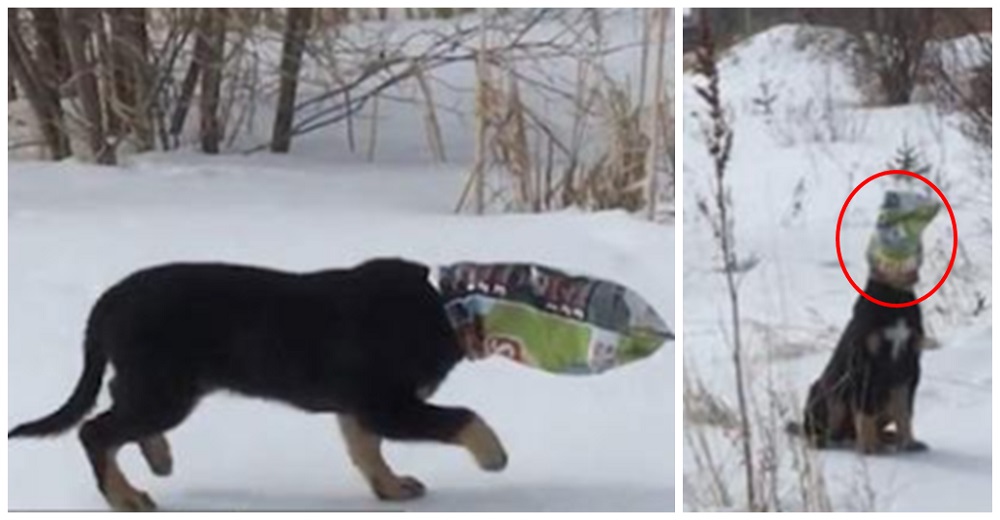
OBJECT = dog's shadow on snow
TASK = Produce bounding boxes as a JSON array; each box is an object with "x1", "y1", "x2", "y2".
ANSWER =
[
  {"x1": 904, "y1": 446, "x2": 992, "y2": 476},
  {"x1": 162, "y1": 484, "x2": 674, "y2": 512},
  {"x1": 414, "y1": 483, "x2": 673, "y2": 512}
]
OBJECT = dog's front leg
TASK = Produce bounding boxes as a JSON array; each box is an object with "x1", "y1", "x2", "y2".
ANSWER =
[
  {"x1": 338, "y1": 415, "x2": 426, "y2": 501},
  {"x1": 452, "y1": 414, "x2": 509, "y2": 471},
  {"x1": 887, "y1": 386, "x2": 927, "y2": 452},
  {"x1": 888, "y1": 387, "x2": 913, "y2": 446},
  {"x1": 359, "y1": 401, "x2": 508, "y2": 472}
]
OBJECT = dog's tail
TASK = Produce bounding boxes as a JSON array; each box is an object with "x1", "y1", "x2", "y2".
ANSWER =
[{"x1": 8, "y1": 332, "x2": 107, "y2": 439}]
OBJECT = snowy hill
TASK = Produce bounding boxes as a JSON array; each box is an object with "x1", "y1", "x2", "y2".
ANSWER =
[{"x1": 682, "y1": 24, "x2": 991, "y2": 512}]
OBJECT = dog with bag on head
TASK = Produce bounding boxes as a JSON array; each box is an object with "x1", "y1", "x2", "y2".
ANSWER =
[
  {"x1": 8, "y1": 258, "x2": 507, "y2": 511},
  {"x1": 797, "y1": 191, "x2": 941, "y2": 454}
]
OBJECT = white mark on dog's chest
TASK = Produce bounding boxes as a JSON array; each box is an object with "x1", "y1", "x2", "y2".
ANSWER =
[{"x1": 883, "y1": 318, "x2": 912, "y2": 361}]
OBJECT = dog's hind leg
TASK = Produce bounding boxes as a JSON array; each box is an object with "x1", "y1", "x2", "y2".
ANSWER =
[
  {"x1": 338, "y1": 415, "x2": 426, "y2": 501},
  {"x1": 79, "y1": 411, "x2": 159, "y2": 511},
  {"x1": 107, "y1": 377, "x2": 174, "y2": 478},
  {"x1": 79, "y1": 382, "x2": 196, "y2": 510},
  {"x1": 359, "y1": 398, "x2": 508, "y2": 472},
  {"x1": 853, "y1": 412, "x2": 880, "y2": 454}
]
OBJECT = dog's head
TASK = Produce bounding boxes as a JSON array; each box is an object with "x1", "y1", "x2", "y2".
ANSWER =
[{"x1": 866, "y1": 190, "x2": 941, "y2": 289}]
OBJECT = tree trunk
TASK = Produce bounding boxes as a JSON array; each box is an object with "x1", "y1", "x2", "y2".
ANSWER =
[
  {"x1": 9, "y1": 9, "x2": 71, "y2": 159},
  {"x1": 8, "y1": 27, "x2": 16, "y2": 101},
  {"x1": 61, "y1": 8, "x2": 115, "y2": 165},
  {"x1": 30, "y1": 9, "x2": 72, "y2": 158},
  {"x1": 170, "y1": 49, "x2": 203, "y2": 139},
  {"x1": 862, "y1": 8, "x2": 935, "y2": 106},
  {"x1": 168, "y1": 9, "x2": 203, "y2": 141},
  {"x1": 109, "y1": 8, "x2": 154, "y2": 150},
  {"x1": 128, "y1": 8, "x2": 154, "y2": 151},
  {"x1": 270, "y1": 8, "x2": 312, "y2": 153},
  {"x1": 108, "y1": 9, "x2": 131, "y2": 136},
  {"x1": 197, "y1": 8, "x2": 225, "y2": 154},
  {"x1": 97, "y1": 11, "x2": 122, "y2": 138},
  {"x1": 30, "y1": 9, "x2": 69, "y2": 86},
  {"x1": 329, "y1": 8, "x2": 349, "y2": 25}
]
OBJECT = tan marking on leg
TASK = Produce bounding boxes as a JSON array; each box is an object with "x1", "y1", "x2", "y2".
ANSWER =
[
  {"x1": 338, "y1": 415, "x2": 425, "y2": 501},
  {"x1": 854, "y1": 412, "x2": 879, "y2": 454},
  {"x1": 139, "y1": 434, "x2": 173, "y2": 477},
  {"x1": 102, "y1": 447, "x2": 156, "y2": 511},
  {"x1": 888, "y1": 386, "x2": 915, "y2": 447},
  {"x1": 453, "y1": 415, "x2": 507, "y2": 471}
]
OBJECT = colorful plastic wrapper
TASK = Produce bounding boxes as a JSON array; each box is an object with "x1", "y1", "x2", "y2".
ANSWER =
[
  {"x1": 437, "y1": 263, "x2": 673, "y2": 375},
  {"x1": 866, "y1": 190, "x2": 941, "y2": 282}
]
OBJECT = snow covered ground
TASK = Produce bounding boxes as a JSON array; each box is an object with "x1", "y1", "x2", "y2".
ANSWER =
[
  {"x1": 682, "y1": 25, "x2": 991, "y2": 511},
  {"x1": 8, "y1": 10, "x2": 675, "y2": 511}
]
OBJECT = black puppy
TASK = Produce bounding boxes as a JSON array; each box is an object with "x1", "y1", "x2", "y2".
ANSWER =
[
  {"x1": 9, "y1": 259, "x2": 507, "y2": 511},
  {"x1": 801, "y1": 277, "x2": 927, "y2": 454}
]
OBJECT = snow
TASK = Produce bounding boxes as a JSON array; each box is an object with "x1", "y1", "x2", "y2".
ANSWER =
[
  {"x1": 7, "y1": 10, "x2": 674, "y2": 511},
  {"x1": 682, "y1": 24, "x2": 991, "y2": 511}
]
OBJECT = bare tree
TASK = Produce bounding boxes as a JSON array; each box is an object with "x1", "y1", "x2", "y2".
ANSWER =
[
  {"x1": 61, "y1": 8, "x2": 116, "y2": 164},
  {"x1": 928, "y1": 10, "x2": 992, "y2": 151},
  {"x1": 848, "y1": 8, "x2": 936, "y2": 105},
  {"x1": 9, "y1": 9, "x2": 71, "y2": 159},
  {"x1": 271, "y1": 8, "x2": 312, "y2": 153},
  {"x1": 30, "y1": 9, "x2": 69, "y2": 85},
  {"x1": 105, "y1": 8, "x2": 154, "y2": 151},
  {"x1": 169, "y1": 10, "x2": 204, "y2": 142},
  {"x1": 197, "y1": 8, "x2": 226, "y2": 154}
]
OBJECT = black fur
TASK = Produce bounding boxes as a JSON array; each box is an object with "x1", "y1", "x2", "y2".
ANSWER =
[
  {"x1": 9, "y1": 258, "x2": 494, "y2": 500},
  {"x1": 802, "y1": 278, "x2": 925, "y2": 451}
]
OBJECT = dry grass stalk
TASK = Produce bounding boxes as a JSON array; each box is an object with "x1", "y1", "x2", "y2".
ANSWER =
[
  {"x1": 366, "y1": 92, "x2": 379, "y2": 161},
  {"x1": 413, "y1": 60, "x2": 447, "y2": 162}
]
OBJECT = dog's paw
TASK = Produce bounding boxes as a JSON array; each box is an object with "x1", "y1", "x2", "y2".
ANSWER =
[
  {"x1": 901, "y1": 440, "x2": 929, "y2": 453},
  {"x1": 478, "y1": 445, "x2": 508, "y2": 472},
  {"x1": 140, "y1": 435, "x2": 173, "y2": 477},
  {"x1": 457, "y1": 416, "x2": 508, "y2": 472},
  {"x1": 372, "y1": 475, "x2": 426, "y2": 501},
  {"x1": 107, "y1": 489, "x2": 157, "y2": 512},
  {"x1": 855, "y1": 441, "x2": 889, "y2": 456}
]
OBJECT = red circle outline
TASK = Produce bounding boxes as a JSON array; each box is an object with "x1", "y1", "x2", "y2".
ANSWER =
[{"x1": 835, "y1": 169, "x2": 957, "y2": 308}]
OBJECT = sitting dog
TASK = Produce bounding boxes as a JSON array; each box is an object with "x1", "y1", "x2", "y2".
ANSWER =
[
  {"x1": 801, "y1": 277, "x2": 927, "y2": 454},
  {"x1": 8, "y1": 259, "x2": 507, "y2": 511},
  {"x1": 800, "y1": 190, "x2": 940, "y2": 454}
]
